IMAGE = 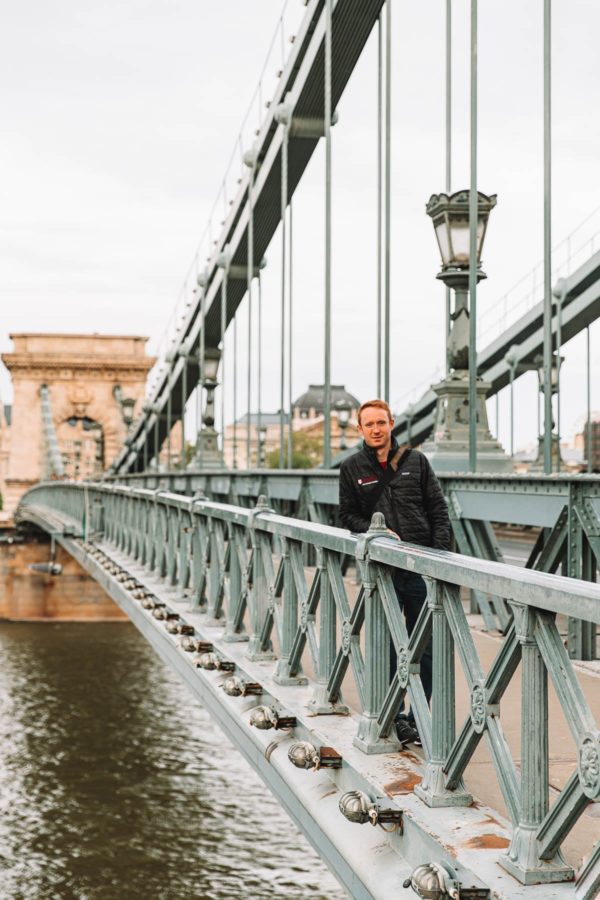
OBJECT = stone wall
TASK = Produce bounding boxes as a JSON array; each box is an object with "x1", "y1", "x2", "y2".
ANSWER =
[{"x1": 0, "y1": 537, "x2": 126, "y2": 621}]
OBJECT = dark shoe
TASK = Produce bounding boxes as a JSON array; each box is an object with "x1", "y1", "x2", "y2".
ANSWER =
[{"x1": 395, "y1": 719, "x2": 420, "y2": 746}]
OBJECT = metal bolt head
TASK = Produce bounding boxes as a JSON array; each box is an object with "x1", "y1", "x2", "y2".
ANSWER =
[
  {"x1": 222, "y1": 676, "x2": 244, "y2": 696},
  {"x1": 404, "y1": 862, "x2": 461, "y2": 900},
  {"x1": 338, "y1": 790, "x2": 374, "y2": 825},
  {"x1": 249, "y1": 706, "x2": 277, "y2": 730},
  {"x1": 152, "y1": 605, "x2": 168, "y2": 620},
  {"x1": 288, "y1": 741, "x2": 319, "y2": 770},
  {"x1": 165, "y1": 616, "x2": 181, "y2": 634},
  {"x1": 197, "y1": 651, "x2": 218, "y2": 670}
]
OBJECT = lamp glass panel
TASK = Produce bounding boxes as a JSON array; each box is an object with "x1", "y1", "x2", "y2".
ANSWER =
[
  {"x1": 448, "y1": 214, "x2": 470, "y2": 265},
  {"x1": 204, "y1": 357, "x2": 220, "y2": 380},
  {"x1": 476, "y1": 215, "x2": 486, "y2": 261},
  {"x1": 338, "y1": 409, "x2": 350, "y2": 425},
  {"x1": 434, "y1": 217, "x2": 452, "y2": 267}
]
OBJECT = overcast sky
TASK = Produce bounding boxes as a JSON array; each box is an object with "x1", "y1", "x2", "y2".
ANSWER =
[{"x1": 2, "y1": 0, "x2": 599, "y2": 454}]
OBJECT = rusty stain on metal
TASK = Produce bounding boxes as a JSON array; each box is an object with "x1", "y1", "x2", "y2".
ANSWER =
[
  {"x1": 464, "y1": 833, "x2": 510, "y2": 850},
  {"x1": 399, "y1": 750, "x2": 421, "y2": 764},
  {"x1": 384, "y1": 771, "x2": 423, "y2": 794}
]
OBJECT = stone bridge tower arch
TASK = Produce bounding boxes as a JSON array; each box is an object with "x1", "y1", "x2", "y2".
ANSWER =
[{"x1": 0, "y1": 334, "x2": 155, "y2": 522}]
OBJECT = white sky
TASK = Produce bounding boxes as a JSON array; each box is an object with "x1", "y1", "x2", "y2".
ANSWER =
[{"x1": 1, "y1": 0, "x2": 599, "y2": 455}]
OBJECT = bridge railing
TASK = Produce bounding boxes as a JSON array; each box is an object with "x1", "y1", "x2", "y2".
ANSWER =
[
  {"x1": 17, "y1": 481, "x2": 600, "y2": 887},
  {"x1": 103, "y1": 468, "x2": 600, "y2": 658}
]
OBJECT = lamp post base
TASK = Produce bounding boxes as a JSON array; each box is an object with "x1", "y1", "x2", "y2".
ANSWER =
[
  {"x1": 528, "y1": 434, "x2": 562, "y2": 472},
  {"x1": 421, "y1": 370, "x2": 512, "y2": 473},
  {"x1": 188, "y1": 428, "x2": 225, "y2": 470}
]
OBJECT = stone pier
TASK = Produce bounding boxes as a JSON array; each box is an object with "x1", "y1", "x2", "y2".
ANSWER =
[{"x1": 0, "y1": 534, "x2": 125, "y2": 621}]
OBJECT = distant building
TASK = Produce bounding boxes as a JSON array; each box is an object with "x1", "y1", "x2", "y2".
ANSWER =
[
  {"x1": 222, "y1": 384, "x2": 361, "y2": 469},
  {"x1": 578, "y1": 414, "x2": 600, "y2": 472},
  {"x1": 293, "y1": 384, "x2": 360, "y2": 420}
]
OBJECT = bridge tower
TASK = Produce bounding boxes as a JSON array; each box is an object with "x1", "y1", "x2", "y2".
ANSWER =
[{"x1": 0, "y1": 333, "x2": 154, "y2": 523}]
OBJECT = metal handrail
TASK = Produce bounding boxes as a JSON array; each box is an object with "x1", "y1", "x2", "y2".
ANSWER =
[{"x1": 17, "y1": 481, "x2": 600, "y2": 887}]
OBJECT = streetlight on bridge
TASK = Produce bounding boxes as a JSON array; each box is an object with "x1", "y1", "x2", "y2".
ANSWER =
[
  {"x1": 530, "y1": 352, "x2": 563, "y2": 471},
  {"x1": 421, "y1": 189, "x2": 511, "y2": 473},
  {"x1": 335, "y1": 398, "x2": 351, "y2": 451},
  {"x1": 192, "y1": 347, "x2": 224, "y2": 469}
]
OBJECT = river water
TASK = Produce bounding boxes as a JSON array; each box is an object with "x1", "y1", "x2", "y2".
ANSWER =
[{"x1": 0, "y1": 622, "x2": 346, "y2": 899}]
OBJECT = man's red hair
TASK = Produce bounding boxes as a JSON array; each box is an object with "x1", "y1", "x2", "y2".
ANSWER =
[{"x1": 358, "y1": 399, "x2": 393, "y2": 425}]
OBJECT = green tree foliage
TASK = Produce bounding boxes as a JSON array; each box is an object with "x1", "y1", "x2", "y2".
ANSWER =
[{"x1": 266, "y1": 431, "x2": 324, "y2": 469}]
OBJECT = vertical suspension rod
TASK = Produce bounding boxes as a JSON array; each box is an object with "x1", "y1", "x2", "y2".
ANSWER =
[
  {"x1": 323, "y1": 0, "x2": 333, "y2": 466},
  {"x1": 181, "y1": 350, "x2": 187, "y2": 468},
  {"x1": 288, "y1": 200, "x2": 294, "y2": 468},
  {"x1": 166, "y1": 380, "x2": 172, "y2": 469},
  {"x1": 376, "y1": 14, "x2": 382, "y2": 397},
  {"x1": 445, "y1": 0, "x2": 452, "y2": 376},
  {"x1": 246, "y1": 166, "x2": 254, "y2": 469},
  {"x1": 199, "y1": 277, "x2": 206, "y2": 469},
  {"x1": 257, "y1": 267, "x2": 263, "y2": 467},
  {"x1": 587, "y1": 326, "x2": 592, "y2": 473},
  {"x1": 280, "y1": 123, "x2": 288, "y2": 469},
  {"x1": 233, "y1": 314, "x2": 238, "y2": 469},
  {"x1": 543, "y1": 0, "x2": 553, "y2": 474},
  {"x1": 220, "y1": 269, "x2": 228, "y2": 462},
  {"x1": 468, "y1": 0, "x2": 478, "y2": 472},
  {"x1": 556, "y1": 285, "x2": 563, "y2": 472},
  {"x1": 383, "y1": 0, "x2": 391, "y2": 404}
]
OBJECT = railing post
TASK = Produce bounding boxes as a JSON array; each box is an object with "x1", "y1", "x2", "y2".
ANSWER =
[
  {"x1": 353, "y1": 513, "x2": 399, "y2": 752},
  {"x1": 223, "y1": 522, "x2": 248, "y2": 642},
  {"x1": 567, "y1": 483, "x2": 596, "y2": 660},
  {"x1": 247, "y1": 495, "x2": 276, "y2": 660},
  {"x1": 308, "y1": 547, "x2": 348, "y2": 714},
  {"x1": 274, "y1": 537, "x2": 307, "y2": 685},
  {"x1": 92, "y1": 494, "x2": 104, "y2": 540},
  {"x1": 416, "y1": 580, "x2": 472, "y2": 806},
  {"x1": 189, "y1": 493, "x2": 207, "y2": 610},
  {"x1": 204, "y1": 517, "x2": 225, "y2": 624},
  {"x1": 178, "y1": 506, "x2": 192, "y2": 595},
  {"x1": 501, "y1": 602, "x2": 573, "y2": 884}
]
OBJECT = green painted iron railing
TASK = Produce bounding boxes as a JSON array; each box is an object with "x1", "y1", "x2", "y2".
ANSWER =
[{"x1": 17, "y1": 481, "x2": 600, "y2": 888}]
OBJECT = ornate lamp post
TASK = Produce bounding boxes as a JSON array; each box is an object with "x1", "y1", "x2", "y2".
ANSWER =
[
  {"x1": 258, "y1": 424, "x2": 268, "y2": 467},
  {"x1": 531, "y1": 352, "x2": 563, "y2": 471},
  {"x1": 192, "y1": 347, "x2": 225, "y2": 468},
  {"x1": 421, "y1": 190, "x2": 511, "y2": 472},
  {"x1": 335, "y1": 399, "x2": 351, "y2": 451},
  {"x1": 113, "y1": 385, "x2": 136, "y2": 431}
]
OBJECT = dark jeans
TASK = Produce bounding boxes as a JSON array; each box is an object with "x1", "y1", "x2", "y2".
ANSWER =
[{"x1": 389, "y1": 570, "x2": 432, "y2": 726}]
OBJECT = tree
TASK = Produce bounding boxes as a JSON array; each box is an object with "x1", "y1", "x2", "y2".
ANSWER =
[{"x1": 266, "y1": 431, "x2": 324, "y2": 469}]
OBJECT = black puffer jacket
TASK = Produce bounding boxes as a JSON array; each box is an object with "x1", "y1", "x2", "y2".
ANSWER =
[{"x1": 339, "y1": 439, "x2": 451, "y2": 550}]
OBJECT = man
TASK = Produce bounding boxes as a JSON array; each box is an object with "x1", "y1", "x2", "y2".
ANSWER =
[{"x1": 338, "y1": 399, "x2": 451, "y2": 747}]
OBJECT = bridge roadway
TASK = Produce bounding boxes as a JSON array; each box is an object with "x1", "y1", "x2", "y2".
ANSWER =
[{"x1": 16, "y1": 482, "x2": 600, "y2": 898}]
